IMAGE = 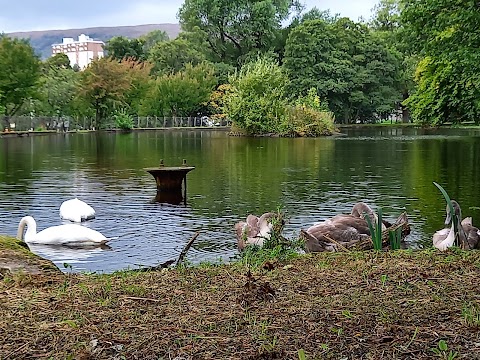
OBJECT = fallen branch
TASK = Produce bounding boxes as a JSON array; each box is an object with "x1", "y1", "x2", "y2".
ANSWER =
[
  {"x1": 176, "y1": 231, "x2": 200, "y2": 266},
  {"x1": 122, "y1": 296, "x2": 161, "y2": 302}
]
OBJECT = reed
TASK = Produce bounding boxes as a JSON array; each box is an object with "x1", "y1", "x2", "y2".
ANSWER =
[
  {"x1": 365, "y1": 208, "x2": 383, "y2": 250},
  {"x1": 389, "y1": 227, "x2": 402, "y2": 250}
]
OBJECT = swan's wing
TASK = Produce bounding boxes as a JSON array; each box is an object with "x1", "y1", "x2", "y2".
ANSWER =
[
  {"x1": 60, "y1": 199, "x2": 96, "y2": 221},
  {"x1": 433, "y1": 226, "x2": 454, "y2": 250},
  {"x1": 30, "y1": 224, "x2": 108, "y2": 245},
  {"x1": 306, "y1": 216, "x2": 371, "y2": 243}
]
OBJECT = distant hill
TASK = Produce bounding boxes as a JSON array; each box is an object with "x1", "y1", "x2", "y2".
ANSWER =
[{"x1": 7, "y1": 24, "x2": 182, "y2": 59}]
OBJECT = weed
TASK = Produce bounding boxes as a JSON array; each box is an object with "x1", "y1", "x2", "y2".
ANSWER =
[
  {"x1": 381, "y1": 274, "x2": 388, "y2": 286},
  {"x1": 461, "y1": 302, "x2": 480, "y2": 327},
  {"x1": 431, "y1": 340, "x2": 458, "y2": 359},
  {"x1": 298, "y1": 348, "x2": 307, "y2": 360},
  {"x1": 389, "y1": 227, "x2": 402, "y2": 250},
  {"x1": 365, "y1": 208, "x2": 383, "y2": 250}
]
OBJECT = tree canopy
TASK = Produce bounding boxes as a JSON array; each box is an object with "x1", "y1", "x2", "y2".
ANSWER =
[
  {"x1": 401, "y1": 0, "x2": 480, "y2": 124},
  {"x1": 0, "y1": 37, "x2": 41, "y2": 121},
  {"x1": 178, "y1": 0, "x2": 302, "y2": 66},
  {"x1": 284, "y1": 18, "x2": 401, "y2": 123}
]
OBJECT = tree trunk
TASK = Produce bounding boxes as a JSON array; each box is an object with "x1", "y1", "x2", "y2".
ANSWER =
[{"x1": 401, "y1": 91, "x2": 410, "y2": 123}]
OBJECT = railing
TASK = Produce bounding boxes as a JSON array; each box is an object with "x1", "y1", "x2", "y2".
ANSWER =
[{"x1": 0, "y1": 116, "x2": 230, "y2": 132}]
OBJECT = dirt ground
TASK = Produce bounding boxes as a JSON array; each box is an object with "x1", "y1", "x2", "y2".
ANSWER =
[{"x1": 1, "y1": 249, "x2": 480, "y2": 359}]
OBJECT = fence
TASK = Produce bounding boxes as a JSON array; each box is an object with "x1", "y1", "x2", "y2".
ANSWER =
[{"x1": 1, "y1": 116, "x2": 230, "y2": 132}]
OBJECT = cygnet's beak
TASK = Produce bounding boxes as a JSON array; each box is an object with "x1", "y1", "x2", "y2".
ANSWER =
[{"x1": 444, "y1": 210, "x2": 451, "y2": 225}]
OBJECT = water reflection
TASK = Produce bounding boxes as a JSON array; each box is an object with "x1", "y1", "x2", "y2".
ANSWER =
[
  {"x1": 27, "y1": 243, "x2": 112, "y2": 270},
  {"x1": 1, "y1": 128, "x2": 480, "y2": 273}
]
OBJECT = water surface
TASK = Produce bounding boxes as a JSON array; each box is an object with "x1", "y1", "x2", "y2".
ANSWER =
[{"x1": 1, "y1": 127, "x2": 479, "y2": 272}]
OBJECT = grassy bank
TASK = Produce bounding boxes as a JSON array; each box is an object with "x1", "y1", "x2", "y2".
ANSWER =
[{"x1": 2, "y1": 247, "x2": 480, "y2": 359}]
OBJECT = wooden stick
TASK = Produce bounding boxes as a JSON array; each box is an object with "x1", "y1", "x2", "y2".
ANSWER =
[
  {"x1": 323, "y1": 233, "x2": 351, "y2": 252},
  {"x1": 123, "y1": 296, "x2": 161, "y2": 302},
  {"x1": 176, "y1": 231, "x2": 200, "y2": 266}
]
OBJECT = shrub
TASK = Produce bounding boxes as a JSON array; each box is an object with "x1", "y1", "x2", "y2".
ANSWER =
[{"x1": 114, "y1": 110, "x2": 134, "y2": 130}]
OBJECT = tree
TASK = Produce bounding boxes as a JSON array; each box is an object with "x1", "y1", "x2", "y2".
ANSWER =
[
  {"x1": 104, "y1": 36, "x2": 145, "y2": 61},
  {"x1": 225, "y1": 57, "x2": 289, "y2": 134},
  {"x1": 148, "y1": 37, "x2": 206, "y2": 75},
  {"x1": 370, "y1": 0, "x2": 414, "y2": 123},
  {"x1": 139, "y1": 30, "x2": 169, "y2": 57},
  {"x1": 0, "y1": 36, "x2": 41, "y2": 126},
  {"x1": 142, "y1": 62, "x2": 217, "y2": 117},
  {"x1": 370, "y1": 0, "x2": 402, "y2": 33},
  {"x1": 77, "y1": 58, "x2": 132, "y2": 128},
  {"x1": 118, "y1": 58, "x2": 153, "y2": 116},
  {"x1": 225, "y1": 57, "x2": 335, "y2": 135},
  {"x1": 178, "y1": 0, "x2": 302, "y2": 67},
  {"x1": 401, "y1": 0, "x2": 480, "y2": 125},
  {"x1": 40, "y1": 66, "x2": 79, "y2": 118},
  {"x1": 44, "y1": 53, "x2": 72, "y2": 70},
  {"x1": 284, "y1": 18, "x2": 402, "y2": 123}
]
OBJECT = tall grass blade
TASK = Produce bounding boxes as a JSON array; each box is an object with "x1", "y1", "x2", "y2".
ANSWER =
[
  {"x1": 376, "y1": 208, "x2": 383, "y2": 250},
  {"x1": 389, "y1": 227, "x2": 402, "y2": 250},
  {"x1": 365, "y1": 209, "x2": 383, "y2": 250}
]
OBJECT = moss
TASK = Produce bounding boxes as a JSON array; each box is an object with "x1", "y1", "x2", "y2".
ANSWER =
[
  {"x1": 0, "y1": 235, "x2": 60, "y2": 274},
  {"x1": 0, "y1": 235, "x2": 33, "y2": 254}
]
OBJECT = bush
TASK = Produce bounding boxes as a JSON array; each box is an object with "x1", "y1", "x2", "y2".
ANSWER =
[
  {"x1": 281, "y1": 88, "x2": 335, "y2": 136},
  {"x1": 114, "y1": 110, "x2": 134, "y2": 130},
  {"x1": 281, "y1": 105, "x2": 335, "y2": 137},
  {"x1": 225, "y1": 57, "x2": 289, "y2": 135}
]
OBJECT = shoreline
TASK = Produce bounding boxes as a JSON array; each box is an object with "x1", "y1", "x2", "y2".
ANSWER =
[{"x1": 1, "y1": 235, "x2": 480, "y2": 359}]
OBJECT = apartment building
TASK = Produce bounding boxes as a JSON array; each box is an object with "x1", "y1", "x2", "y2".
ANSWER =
[{"x1": 51, "y1": 34, "x2": 104, "y2": 69}]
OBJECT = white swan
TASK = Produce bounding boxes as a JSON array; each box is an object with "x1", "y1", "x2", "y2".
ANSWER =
[
  {"x1": 60, "y1": 198, "x2": 96, "y2": 222},
  {"x1": 17, "y1": 216, "x2": 111, "y2": 246}
]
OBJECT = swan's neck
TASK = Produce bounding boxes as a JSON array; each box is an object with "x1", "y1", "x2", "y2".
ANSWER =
[
  {"x1": 445, "y1": 222, "x2": 455, "y2": 247},
  {"x1": 17, "y1": 217, "x2": 37, "y2": 241}
]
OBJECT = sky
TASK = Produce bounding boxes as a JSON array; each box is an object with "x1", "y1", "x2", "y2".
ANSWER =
[{"x1": 0, "y1": 0, "x2": 379, "y2": 34}]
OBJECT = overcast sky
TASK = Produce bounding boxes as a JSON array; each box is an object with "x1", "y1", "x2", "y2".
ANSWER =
[{"x1": 1, "y1": 0, "x2": 379, "y2": 33}]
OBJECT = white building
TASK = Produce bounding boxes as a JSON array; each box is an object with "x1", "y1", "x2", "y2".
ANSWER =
[{"x1": 51, "y1": 34, "x2": 104, "y2": 69}]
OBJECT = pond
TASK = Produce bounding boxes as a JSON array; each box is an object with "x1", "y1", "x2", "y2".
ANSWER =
[{"x1": 1, "y1": 127, "x2": 480, "y2": 273}]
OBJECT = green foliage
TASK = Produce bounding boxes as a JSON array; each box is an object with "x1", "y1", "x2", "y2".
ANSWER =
[
  {"x1": 298, "y1": 349, "x2": 307, "y2": 360},
  {"x1": 389, "y1": 227, "x2": 402, "y2": 250},
  {"x1": 0, "y1": 36, "x2": 41, "y2": 121},
  {"x1": 405, "y1": 57, "x2": 480, "y2": 125},
  {"x1": 178, "y1": 0, "x2": 302, "y2": 66},
  {"x1": 284, "y1": 18, "x2": 402, "y2": 123},
  {"x1": 77, "y1": 58, "x2": 151, "y2": 128},
  {"x1": 462, "y1": 302, "x2": 480, "y2": 327},
  {"x1": 148, "y1": 37, "x2": 207, "y2": 75},
  {"x1": 365, "y1": 208, "x2": 383, "y2": 250},
  {"x1": 402, "y1": 0, "x2": 480, "y2": 125},
  {"x1": 114, "y1": 110, "x2": 134, "y2": 130},
  {"x1": 104, "y1": 36, "x2": 145, "y2": 61},
  {"x1": 142, "y1": 62, "x2": 217, "y2": 117},
  {"x1": 225, "y1": 57, "x2": 289, "y2": 134},
  {"x1": 226, "y1": 59, "x2": 335, "y2": 136},
  {"x1": 44, "y1": 53, "x2": 72, "y2": 71},
  {"x1": 281, "y1": 88, "x2": 335, "y2": 136},
  {"x1": 431, "y1": 339, "x2": 458, "y2": 360},
  {"x1": 39, "y1": 66, "x2": 79, "y2": 117},
  {"x1": 139, "y1": 30, "x2": 169, "y2": 57}
]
